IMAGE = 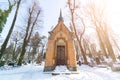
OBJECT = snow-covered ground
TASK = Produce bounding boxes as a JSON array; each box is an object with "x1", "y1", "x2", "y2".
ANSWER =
[{"x1": 0, "y1": 63, "x2": 120, "y2": 80}]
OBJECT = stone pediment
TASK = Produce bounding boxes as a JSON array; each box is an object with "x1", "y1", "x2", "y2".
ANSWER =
[{"x1": 49, "y1": 21, "x2": 73, "y2": 40}]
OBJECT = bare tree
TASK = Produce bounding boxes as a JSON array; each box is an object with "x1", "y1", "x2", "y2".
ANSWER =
[
  {"x1": 10, "y1": 31, "x2": 24, "y2": 61},
  {"x1": 67, "y1": 0, "x2": 88, "y2": 64},
  {"x1": 17, "y1": 1, "x2": 41, "y2": 66},
  {"x1": 85, "y1": 0, "x2": 116, "y2": 62}
]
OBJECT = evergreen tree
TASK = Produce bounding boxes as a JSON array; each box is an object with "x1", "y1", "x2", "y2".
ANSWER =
[{"x1": 0, "y1": 0, "x2": 15, "y2": 33}]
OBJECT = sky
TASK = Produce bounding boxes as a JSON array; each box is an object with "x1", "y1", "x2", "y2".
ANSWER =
[
  {"x1": 40, "y1": 0, "x2": 120, "y2": 36},
  {"x1": 0, "y1": 0, "x2": 68, "y2": 38},
  {"x1": 106, "y1": 0, "x2": 120, "y2": 34},
  {"x1": 0, "y1": 0, "x2": 120, "y2": 38},
  {"x1": 39, "y1": 0, "x2": 68, "y2": 36}
]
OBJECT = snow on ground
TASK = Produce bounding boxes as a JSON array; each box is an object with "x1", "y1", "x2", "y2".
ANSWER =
[{"x1": 0, "y1": 63, "x2": 120, "y2": 80}]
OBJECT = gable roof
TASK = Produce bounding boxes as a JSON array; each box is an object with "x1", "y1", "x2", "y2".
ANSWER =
[{"x1": 50, "y1": 21, "x2": 71, "y2": 33}]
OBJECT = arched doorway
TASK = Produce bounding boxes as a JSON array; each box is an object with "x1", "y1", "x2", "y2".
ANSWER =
[{"x1": 56, "y1": 39, "x2": 66, "y2": 65}]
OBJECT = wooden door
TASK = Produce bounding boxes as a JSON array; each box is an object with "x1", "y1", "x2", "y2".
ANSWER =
[{"x1": 56, "y1": 46, "x2": 66, "y2": 65}]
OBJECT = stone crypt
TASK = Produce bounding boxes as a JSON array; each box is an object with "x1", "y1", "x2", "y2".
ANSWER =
[{"x1": 44, "y1": 11, "x2": 77, "y2": 71}]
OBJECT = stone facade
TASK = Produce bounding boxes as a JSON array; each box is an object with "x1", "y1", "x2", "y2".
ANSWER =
[{"x1": 44, "y1": 12, "x2": 77, "y2": 72}]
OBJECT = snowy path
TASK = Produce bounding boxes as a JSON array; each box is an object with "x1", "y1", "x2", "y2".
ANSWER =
[{"x1": 0, "y1": 64, "x2": 120, "y2": 80}]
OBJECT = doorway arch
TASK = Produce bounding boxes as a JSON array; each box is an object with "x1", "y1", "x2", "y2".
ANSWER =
[{"x1": 56, "y1": 39, "x2": 66, "y2": 65}]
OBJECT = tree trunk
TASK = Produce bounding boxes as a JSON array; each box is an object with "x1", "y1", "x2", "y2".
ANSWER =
[
  {"x1": 96, "y1": 28, "x2": 108, "y2": 58},
  {"x1": 17, "y1": 8, "x2": 40, "y2": 66},
  {"x1": 12, "y1": 40, "x2": 17, "y2": 61},
  {"x1": 0, "y1": 0, "x2": 21, "y2": 60},
  {"x1": 17, "y1": 41, "x2": 27, "y2": 65},
  {"x1": 17, "y1": 10, "x2": 32, "y2": 65},
  {"x1": 17, "y1": 13, "x2": 31, "y2": 65},
  {"x1": 68, "y1": 0, "x2": 88, "y2": 64},
  {"x1": 104, "y1": 30, "x2": 116, "y2": 62}
]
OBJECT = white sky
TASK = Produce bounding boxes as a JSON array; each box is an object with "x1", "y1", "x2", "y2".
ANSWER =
[
  {"x1": 39, "y1": 0, "x2": 68, "y2": 36},
  {"x1": 106, "y1": 0, "x2": 120, "y2": 34},
  {"x1": 0, "y1": 0, "x2": 120, "y2": 38},
  {"x1": 39, "y1": 0, "x2": 120, "y2": 36}
]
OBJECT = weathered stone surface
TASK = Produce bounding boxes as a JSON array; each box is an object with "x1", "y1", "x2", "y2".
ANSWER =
[{"x1": 44, "y1": 15, "x2": 77, "y2": 72}]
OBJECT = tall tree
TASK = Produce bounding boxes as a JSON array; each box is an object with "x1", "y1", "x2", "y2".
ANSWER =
[
  {"x1": 0, "y1": 0, "x2": 21, "y2": 60},
  {"x1": 17, "y1": 1, "x2": 41, "y2": 66},
  {"x1": 67, "y1": 0, "x2": 88, "y2": 64},
  {"x1": 85, "y1": 0, "x2": 116, "y2": 62}
]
